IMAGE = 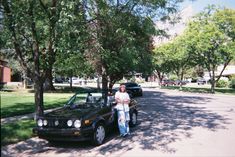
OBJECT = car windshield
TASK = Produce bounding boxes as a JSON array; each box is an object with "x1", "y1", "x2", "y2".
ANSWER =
[
  {"x1": 66, "y1": 93, "x2": 103, "y2": 109},
  {"x1": 125, "y1": 83, "x2": 138, "y2": 87}
]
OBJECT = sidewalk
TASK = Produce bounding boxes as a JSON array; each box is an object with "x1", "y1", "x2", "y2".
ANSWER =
[{"x1": 1, "y1": 107, "x2": 61, "y2": 125}]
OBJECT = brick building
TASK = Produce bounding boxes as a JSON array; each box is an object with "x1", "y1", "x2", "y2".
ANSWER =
[{"x1": 0, "y1": 59, "x2": 11, "y2": 83}]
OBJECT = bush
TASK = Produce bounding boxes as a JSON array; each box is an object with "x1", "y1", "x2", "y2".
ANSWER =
[
  {"x1": 230, "y1": 78, "x2": 235, "y2": 89},
  {"x1": 136, "y1": 79, "x2": 145, "y2": 83},
  {"x1": 169, "y1": 75, "x2": 178, "y2": 81},
  {"x1": 216, "y1": 80, "x2": 228, "y2": 88}
]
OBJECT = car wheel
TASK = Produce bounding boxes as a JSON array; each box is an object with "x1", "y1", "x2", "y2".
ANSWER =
[
  {"x1": 130, "y1": 112, "x2": 137, "y2": 127},
  {"x1": 93, "y1": 123, "x2": 106, "y2": 145},
  {"x1": 48, "y1": 140, "x2": 57, "y2": 146}
]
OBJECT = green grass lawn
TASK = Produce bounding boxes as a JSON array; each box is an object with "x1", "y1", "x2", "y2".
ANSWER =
[
  {"x1": 1, "y1": 119, "x2": 36, "y2": 146},
  {"x1": 161, "y1": 86, "x2": 235, "y2": 95},
  {"x1": 0, "y1": 87, "x2": 94, "y2": 146},
  {"x1": 0, "y1": 92, "x2": 74, "y2": 118}
]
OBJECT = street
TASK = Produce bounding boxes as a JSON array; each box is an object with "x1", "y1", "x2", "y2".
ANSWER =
[{"x1": 2, "y1": 88, "x2": 235, "y2": 157}]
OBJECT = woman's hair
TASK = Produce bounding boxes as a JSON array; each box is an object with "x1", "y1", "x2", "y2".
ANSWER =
[{"x1": 119, "y1": 84, "x2": 127, "y2": 92}]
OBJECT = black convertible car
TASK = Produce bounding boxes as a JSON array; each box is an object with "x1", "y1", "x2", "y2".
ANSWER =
[{"x1": 33, "y1": 92, "x2": 138, "y2": 145}]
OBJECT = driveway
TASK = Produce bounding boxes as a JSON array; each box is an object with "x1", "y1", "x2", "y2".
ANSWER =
[{"x1": 2, "y1": 88, "x2": 235, "y2": 157}]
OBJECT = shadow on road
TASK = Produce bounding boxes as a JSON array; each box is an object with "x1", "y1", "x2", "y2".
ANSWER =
[
  {"x1": 1, "y1": 89, "x2": 231, "y2": 156},
  {"x1": 132, "y1": 90, "x2": 230, "y2": 153}
]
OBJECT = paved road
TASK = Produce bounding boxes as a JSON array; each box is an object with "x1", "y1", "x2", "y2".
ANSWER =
[{"x1": 2, "y1": 88, "x2": 235, "y2": 157}]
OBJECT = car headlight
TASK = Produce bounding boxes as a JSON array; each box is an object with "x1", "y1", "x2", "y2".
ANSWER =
[
  {"x1": 74, "y1": 120, "x2": 81, "y2": 128},
  {"x1": 43, "y1": 120, "x2": 48, "y2": 126},
  {"x1": 67, "y1": 120, "x2": 73, "y2": 127},
  {"x1": 37, "y1": 119, "x2": 43, "y2": 127}
]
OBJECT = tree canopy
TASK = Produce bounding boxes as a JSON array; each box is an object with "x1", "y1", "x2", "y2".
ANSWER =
[
  {"x1": 153, "y1": 6, "x2": 235, "y2": 93},
  {"x1": 1, "y1": 0, "x2": 184, "y2": 116},
  {"x1": 186, "y1": 7, "x2": 235, "y2": 93}
]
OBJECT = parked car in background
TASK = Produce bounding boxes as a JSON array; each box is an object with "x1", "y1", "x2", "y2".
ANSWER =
[
  {"x1": 122, "y1": 82, "x2": 143, "y2": 97},
  {"x1": 70, "y1": 77, "x2": 87, "y2": 85},
  {"x1": 174, "y1": 80, "x2": 187, "y2": 86},
  {"x1": 161, "y1": 80, "x2": 176, "y2": 86},
  {"x1": 197, "y1": 78, "x2": 206, "y2": 85},
  {"x1": 53, "y1": 77, "x2": 64, "y2": 83},
  {"x1": 33, "y1": 92, "x2": 138, "y2": 145}
]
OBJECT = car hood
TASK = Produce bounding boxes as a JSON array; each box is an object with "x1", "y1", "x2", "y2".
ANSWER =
[{"x1": 44, "y1": 105, "x2": 98, "y2": 119}]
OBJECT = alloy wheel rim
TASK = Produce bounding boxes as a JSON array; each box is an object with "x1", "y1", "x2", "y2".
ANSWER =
[
  {"x1": 96, "y1": 126, "x2": 105, "y2": 144},
  {"x1": 132, "y1": 113, "x2": 137, "y2": 125}
]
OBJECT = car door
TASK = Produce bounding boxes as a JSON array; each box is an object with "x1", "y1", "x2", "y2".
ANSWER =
[{"x1": 97, "y1": 99, "x2": 115, "y2": 126}]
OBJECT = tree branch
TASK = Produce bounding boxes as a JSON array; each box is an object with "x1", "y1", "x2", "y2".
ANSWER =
[
  {"x1": 2, "y1": 0, "x2": 32, "y2": 77},
  {"x1": 216, "y1": 59, "x2": 231, "y2": 82},
  {"x1": 38, "y1": 0, "x2": 51, "y2": 18}
]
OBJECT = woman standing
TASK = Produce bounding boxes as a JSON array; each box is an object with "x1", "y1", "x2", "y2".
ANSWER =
[{"x1": 115, "y1": 84, "x2": 130, "y2": 137}]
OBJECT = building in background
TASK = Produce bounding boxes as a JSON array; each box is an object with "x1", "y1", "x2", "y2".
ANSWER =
[{"x1": 0, "y1": 59, "x2": 11, "y2": 83}]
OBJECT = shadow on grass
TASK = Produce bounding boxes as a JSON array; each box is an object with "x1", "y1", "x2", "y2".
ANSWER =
[
  {"x1": 42, "y1": 86, "x2": 98, "y2": 94},
  {"x1": 1, "y1": 120, "x2": 36, "y2": 146},
  {"x1": 161, "y1": 86, "x2": 235, "y2": 94},
  {"x1": 1, "y1": 89, "x2": 231, "y2": 156}
]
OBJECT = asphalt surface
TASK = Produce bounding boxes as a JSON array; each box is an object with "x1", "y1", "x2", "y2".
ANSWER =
[{"x1": 2, "y1": 88, "x2": 235, "y2": 157}]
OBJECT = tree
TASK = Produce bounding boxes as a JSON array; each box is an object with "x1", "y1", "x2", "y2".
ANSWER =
[
  {"x1": 153, "y1": 43, "x2": 173, "y2": 85},
  {"x1": 84, "y1": 0, "x2": 184, "y2": 96},
  {"x1": 2, "y1": 0, "x2": 64, "y2": 117},
  {"x1": 54, "y1": 54, "x2": 94, "y2": 89},
  {"x1": 54, "y1": 0, "x2": 93, "y2": 89},
  {"x1": 185, "y1": 6, "x2": 235, "y2": 93},
  {"x1": 170, "y1": 36, "x2": 197, "y2": 87}
]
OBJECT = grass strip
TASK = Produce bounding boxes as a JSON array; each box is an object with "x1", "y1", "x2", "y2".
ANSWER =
[
  {"x1": 161, "y1": 86, "x2": 235, "y2": 95},
  {"x1": 1, "y1": 119, "x2": 36, "y2": 146}
]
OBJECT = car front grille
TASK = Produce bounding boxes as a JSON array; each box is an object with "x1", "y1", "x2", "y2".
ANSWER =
[{"x1": 44, "y1": 119, "x2": 69, "y2": 128}]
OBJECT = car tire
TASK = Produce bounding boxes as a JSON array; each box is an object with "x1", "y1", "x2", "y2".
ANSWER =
[
  {"x1": 93, "y1": 123, "x2": 106, "y2": 145},
  {"x1": 48, "y1": 140, "x2": 58, "y2": 146},
  {"x1": 130, "y1": 112, "x2": 137, "y2": 127}
]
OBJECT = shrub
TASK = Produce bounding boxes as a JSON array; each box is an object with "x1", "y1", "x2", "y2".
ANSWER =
[
  {"x1": 216, "y1": 80, "x2": 228, "y2": 88},
  {"x1": 130, "y1": 77, "x2": 136, "y2": 82},
  {"x1": 136, "y1": 79, "x2": 145, "y2": 83},
  {"x1": 230, "y1": 78, "x2": 235, "y2": 89},
  {"x1": 169, "y1": 75, "x2": 178, "y2": 81}
]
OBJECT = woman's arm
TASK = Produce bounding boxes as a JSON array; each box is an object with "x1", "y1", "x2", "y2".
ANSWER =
[
  {"x1": 115, "y1": 92, "x2": 122, "y2": 103},
  {"x1": 123, "y1": 93, "x2": 130, "y2": 104}
]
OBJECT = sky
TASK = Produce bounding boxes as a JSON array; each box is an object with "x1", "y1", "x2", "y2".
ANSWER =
[
  {"x1": 181, "y1": 0, "x2": 235, "y2": 14},
  {"x1": 154, "y1": 0, "x2": 235, "y2": 45}
]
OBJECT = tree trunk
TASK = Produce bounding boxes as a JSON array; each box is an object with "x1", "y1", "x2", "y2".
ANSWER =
[
  {"x1": 210, "y1": 68, "x2": 216, "y2": 94},
  {"x1": 211, "y1": 79, "x2": 215, "y2": 94},
  {"x1": 34, "y1": 79, "x2": 44, "y2": 118},
  {"x1": 154, "y1": 70, "x2": 163, "y2": 86},
  {"x1": 44, "y1": 69, "x2": 55, "y2": 91},
  {"x1": 69, "y1": 77, "x2": 72, "y2": 89},
  {"x1": 97, "y1": 76, "x2": 101, "y2": 90},
  {"x1": 31, "y1": 1, "x2": 45, "y2": 118},
  {"x1": 101, "y1": 66, "x2": 108, "y2": 104},
  {"x1": 108, "y1": 79, "x2": 116, "y2": 94},
  {"x1": 216, "y1": 60, "x2": 231, "y2": 82},
  {"x1": 102, "y1": 75, "x2": 108, "y2": 93},
  {"x1": 179, "y1": 69, "x2": 184, "y2": 90}
]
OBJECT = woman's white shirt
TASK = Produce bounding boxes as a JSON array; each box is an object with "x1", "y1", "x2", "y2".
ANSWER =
[{"x1": 114, "y1": 91, "x2": 130, "y2": 111}]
